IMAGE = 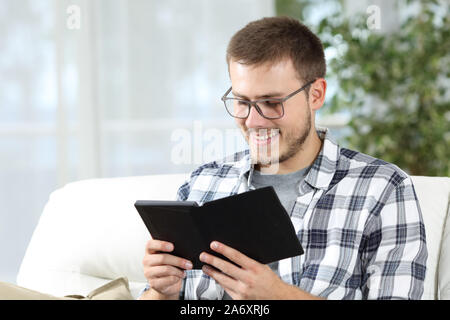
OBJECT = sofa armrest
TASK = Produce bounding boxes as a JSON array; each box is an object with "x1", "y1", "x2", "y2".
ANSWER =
[{"x1": 17, "y1": 173, "x2": 189, "y2": 298}]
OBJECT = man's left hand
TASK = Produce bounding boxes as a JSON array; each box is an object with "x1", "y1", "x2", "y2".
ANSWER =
[{"x1": 199, "y1": 241, "x2": 301, "y2": 300}]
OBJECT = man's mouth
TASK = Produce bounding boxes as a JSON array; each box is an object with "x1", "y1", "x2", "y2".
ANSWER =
[{"x1": 249, "y1": 129, "x2": 280, "y2": 145}]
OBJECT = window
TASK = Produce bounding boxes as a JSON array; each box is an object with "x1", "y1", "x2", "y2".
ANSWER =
[{"x1": 0, "y1": 0, "x2": 274, "y2": 283}]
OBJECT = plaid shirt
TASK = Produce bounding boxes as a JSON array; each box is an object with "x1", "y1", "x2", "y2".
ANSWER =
[{"x1": 143, "y1": 127, "x2": 427, "y2": 300}]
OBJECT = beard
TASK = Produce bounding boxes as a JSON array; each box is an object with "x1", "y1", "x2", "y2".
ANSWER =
[
  {"x1": 277, "y1": 108, "x2": 311, "y2": 163},
  {"x1": 242, "y1": 107, "x2": 312, "y2": 166}
]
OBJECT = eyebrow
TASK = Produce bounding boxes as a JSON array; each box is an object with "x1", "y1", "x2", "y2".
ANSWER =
[{"x1": 231, "y1": 90, "x2": 284, "y2": 100}]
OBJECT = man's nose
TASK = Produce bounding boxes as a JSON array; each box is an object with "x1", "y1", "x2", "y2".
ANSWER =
[{"x1": 245, "y1": 104, "x2": 272, "y2": 129}]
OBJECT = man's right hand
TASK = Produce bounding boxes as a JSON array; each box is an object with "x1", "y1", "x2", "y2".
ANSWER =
[{"x1": 140, "y1": 239, "x2": 193, "y2": 300}]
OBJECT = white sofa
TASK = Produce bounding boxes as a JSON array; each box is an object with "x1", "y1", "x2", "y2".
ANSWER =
[{"x1": 17, "y1": 174, "x2": 450, "y2": 300}]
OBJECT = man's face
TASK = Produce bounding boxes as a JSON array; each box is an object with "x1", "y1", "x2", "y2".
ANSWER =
[{"x1": 229, "y1": 59, "x2": 312, "y2": 166}]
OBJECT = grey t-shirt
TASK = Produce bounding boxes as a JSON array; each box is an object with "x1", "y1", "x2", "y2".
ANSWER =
[
  {"x1": 222, "y1": 165, "x2": 310, "y2": 300},
  {"x1": 251, "y1": 166, "x2": 310, "y2": 214}
]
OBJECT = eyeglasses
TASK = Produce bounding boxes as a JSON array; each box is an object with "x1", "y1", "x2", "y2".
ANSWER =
[{"x1": 221, "y1": 79, "x2": 316, "y2": 119}]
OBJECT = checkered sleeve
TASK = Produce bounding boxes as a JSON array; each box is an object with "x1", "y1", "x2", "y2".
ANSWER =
[{"x1": 361, "y1": 176, "x2": 427, "y2": 300}]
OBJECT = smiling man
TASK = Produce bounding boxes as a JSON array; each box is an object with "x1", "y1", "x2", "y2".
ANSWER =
[{"x1": 139, "y1": 16, "x2": 427, "y2": 300}]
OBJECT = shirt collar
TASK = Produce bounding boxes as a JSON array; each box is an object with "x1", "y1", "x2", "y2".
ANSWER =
[
  {"x1": 304, "y1": 127, "x2": 340, "y2": 190},
  {"x1": 237, "y1": 127, "x2": 340, "y2": 191}
]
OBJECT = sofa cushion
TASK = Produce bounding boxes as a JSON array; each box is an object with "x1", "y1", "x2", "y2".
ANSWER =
[
  {"x1": 438, "y1": 204, "x2": 450, "y2": 299},
  {"x1": 411, "y1": 176, "x2": 450, "y2": 299}
]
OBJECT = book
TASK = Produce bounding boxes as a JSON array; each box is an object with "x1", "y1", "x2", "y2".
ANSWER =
[{"x1": 134, "y1": 186, "x2": 304, "y2": 269}]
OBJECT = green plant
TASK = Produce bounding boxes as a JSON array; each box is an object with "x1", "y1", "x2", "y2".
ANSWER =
[{"x1": 276, "y1": 0, "x2": 450, "y2": 176}]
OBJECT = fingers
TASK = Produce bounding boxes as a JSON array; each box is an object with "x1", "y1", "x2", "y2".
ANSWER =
[
  {"x1": 144, "y1": 251, "x2": 193, "y2": 270},
  {"x1": 143, "y1": 239, "x2": 192, "y2": 298},
  {"x1": 200, "y1": 251, "x2": 246, "y2": 281},
  {"x1": 146, "y1": 265, "x2": 186, "y2": 279},
  {"x1": 145, "y1": 239, "x2": 193, "y2": 269},
  {"x1": 143, "y1": 240, "x2": 193, "y2": 276},
  {"x1": 146, "y1": 239, "x2": 174, "y2": 254},
  {"x1": 209, "y1": 241, "x2": 258, "y2": 270}
]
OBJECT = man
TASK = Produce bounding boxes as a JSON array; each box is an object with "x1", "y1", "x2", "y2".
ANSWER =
[{"x1": 139, "y1": 16, "x2": 427, "y2": 300}]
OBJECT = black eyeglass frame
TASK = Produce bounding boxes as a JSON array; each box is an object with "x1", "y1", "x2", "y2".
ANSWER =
[{"x1": 221, "y1": 79, "x2": 316, "y2": 119}]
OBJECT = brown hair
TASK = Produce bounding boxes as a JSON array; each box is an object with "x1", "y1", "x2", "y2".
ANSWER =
[{"x1": 226, "y1": 16, "x2": 326, "y2": 85}]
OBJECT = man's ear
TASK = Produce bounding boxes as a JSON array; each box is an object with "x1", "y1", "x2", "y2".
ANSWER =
[{"x1": 308, "y1": 78, "x2": 327, "y2": 112}]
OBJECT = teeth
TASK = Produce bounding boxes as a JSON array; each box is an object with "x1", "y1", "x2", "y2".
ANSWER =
[{"x1": 254, "y1": 130, "x2": 279, "y2": 140}]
